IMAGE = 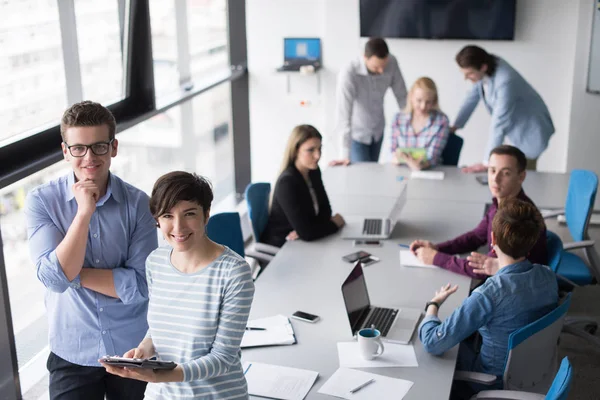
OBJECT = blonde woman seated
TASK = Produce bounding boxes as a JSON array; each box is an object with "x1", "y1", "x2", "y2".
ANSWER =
[
  {"x1": 261, "y1": 125, "x2": 345, "y2": 247},
  {"x1": 391, "y1": 77, "x2": 450, "y2": 170}
]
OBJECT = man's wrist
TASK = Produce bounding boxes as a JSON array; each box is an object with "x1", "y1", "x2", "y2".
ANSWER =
[{"x1": 425, "y1": 301, "x2": 440, "y2": 312}]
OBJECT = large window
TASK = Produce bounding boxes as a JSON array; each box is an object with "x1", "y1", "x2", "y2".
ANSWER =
[
  {"x1": 0, "y1": 0, "x2": 67, "y2": 143},
  {"x1": 0, "y1": 1, "x2": 248, "y2": 398}
]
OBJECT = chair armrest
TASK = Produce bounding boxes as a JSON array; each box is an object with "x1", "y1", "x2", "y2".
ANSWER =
[
  {"x1": 474, "y1": 390, "x2": 545, "y2": 400},
  {"x1": 555, "y1": 273, "x2": 580, "y2": 289},
  {"x1": 453, "y1": 370, "x2": 497, "y2": 385},
  {"x1": 254, "y1": 242, "x2": 280, "y2": 255},
  {"x1": 563, "y1": 240, "x2": 595, "y2": 251},
  {"x1": 246, "y1": 250, "x2": 275, "y2": 263},
  {"x1": 541, "y1": 208, "x2": 565, "y2": 219}
]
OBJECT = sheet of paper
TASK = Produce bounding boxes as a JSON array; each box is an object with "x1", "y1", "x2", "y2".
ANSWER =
[
  {"x1": 399, "y1": 250, "x2": 437, "y2": 269},
  {"x1": 244, "y1": 362, "x2": 318, "y2": 400},
  {"x1": 411, "y1": 170, "x2": 445, "y2": 180},
  {"x1": 241, "y1": 315, "x2": 296, "y2": 348},
  {"x1": 337, "y1": 341, "x2": 418, "y2": 368},
  {"x1": 318, "y1": 368, "x2": 414, "y2": 400}
]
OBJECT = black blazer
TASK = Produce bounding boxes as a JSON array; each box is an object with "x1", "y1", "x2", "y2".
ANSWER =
[{"x1": 260, "y1": 165, "x2": 339, "y2": 247}]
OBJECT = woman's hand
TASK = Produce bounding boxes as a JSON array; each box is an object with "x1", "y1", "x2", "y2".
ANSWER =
[
  {"x1": 467, "y1": 253, "x2": 499, "y2": 276},
  {"x1": 409, "y1": 239, "x2": 436, "y2": 253},
  {"x1": 331, "y1": 213, "x2": 345, "y2": 228},
  {"x1": 286, "y1": 231, "x2": 299, "y2": 241}
]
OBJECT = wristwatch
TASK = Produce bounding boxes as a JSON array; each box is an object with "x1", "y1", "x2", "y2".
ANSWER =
[{"x1": 425, "y1": 301, "x2": 440, "y2": 311}]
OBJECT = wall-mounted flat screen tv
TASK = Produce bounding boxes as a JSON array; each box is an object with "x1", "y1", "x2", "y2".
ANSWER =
[{"x1": 360, "y1": 0, "x2": 517, "y2": 40}]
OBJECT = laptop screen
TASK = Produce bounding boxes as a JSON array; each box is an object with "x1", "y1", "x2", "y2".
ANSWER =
[
  {"x1": 284, "y1": 38, "x2": 321, "y2": 62},
  {"x1": 341, "y1": 262, "x2": 371, "y2": 332}
]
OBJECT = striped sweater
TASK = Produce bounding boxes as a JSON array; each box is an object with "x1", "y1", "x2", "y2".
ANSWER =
[{"x1": 144, "y1": 246, "x2": 255, "y2": 399}]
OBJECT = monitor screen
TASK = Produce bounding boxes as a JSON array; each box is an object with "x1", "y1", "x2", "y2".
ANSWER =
[
  {"x1": 360, "y1": 0, "x2": 516, "y2": 40},
  {"x1": 284, "y1": 38, "x2": 321, "y2": 61},
  {"x1": 341, "y1": 262, "x2": 371, "y2": 332}
]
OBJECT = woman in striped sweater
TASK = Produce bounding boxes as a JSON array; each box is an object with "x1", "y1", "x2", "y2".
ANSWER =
[{"x1": 102, "y1": 171, "x2": 255, "y2": 399}]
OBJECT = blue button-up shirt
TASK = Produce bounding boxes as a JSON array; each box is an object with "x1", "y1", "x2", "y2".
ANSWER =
[
  {"x1": 25, "y1": 172, "x2": 158, "y2": 366},
  {"x1": 419, "y1": 260, "x2": 558, "y2": 379}
]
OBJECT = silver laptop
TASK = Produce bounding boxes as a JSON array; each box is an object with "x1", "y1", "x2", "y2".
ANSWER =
[
  {"x1": 340, "y1": 186, "x2": 407, "y2": 240},
  {"x1": 341, "y1": 261, "x2": 422, "y2": 344}
]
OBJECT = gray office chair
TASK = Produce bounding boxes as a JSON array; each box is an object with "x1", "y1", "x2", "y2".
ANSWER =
[
  {"x1": 454, "y1": 294, "x2": 572, "y2": 395},
  {"x1": 471, "y1": 357, "x2": 573, "y2": 400}
]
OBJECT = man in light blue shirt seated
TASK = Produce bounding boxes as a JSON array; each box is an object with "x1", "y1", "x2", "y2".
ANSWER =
[
  {"x1": 418, "y1": 198, "x2": 558, "y2": 399},
  {"x1": 25, "y1": 101, "x2": 158, "y2": 399}
]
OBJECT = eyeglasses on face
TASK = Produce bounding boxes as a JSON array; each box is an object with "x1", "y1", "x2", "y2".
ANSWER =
[{"x1": 64, "y1": 139, "x2": 114, "y2": 157}]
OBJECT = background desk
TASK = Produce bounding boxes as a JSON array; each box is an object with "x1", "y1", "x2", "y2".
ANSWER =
[{"x1": 242, "y1": 200, "x2": 482, "y2": 399}]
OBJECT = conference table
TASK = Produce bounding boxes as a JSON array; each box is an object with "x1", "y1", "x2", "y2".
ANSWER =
[{"x1": 242, "y1": 163, "x2": 576, "y2": 400}]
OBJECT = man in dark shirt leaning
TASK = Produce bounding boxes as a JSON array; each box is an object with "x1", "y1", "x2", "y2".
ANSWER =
[{"x1": 410, "y1": 145, "x2": 547, "y2": 278}]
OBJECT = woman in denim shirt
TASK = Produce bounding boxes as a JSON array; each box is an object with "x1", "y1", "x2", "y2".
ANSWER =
[{"x1": 419, "y1": 199, "x2": 558, "y2": 399}]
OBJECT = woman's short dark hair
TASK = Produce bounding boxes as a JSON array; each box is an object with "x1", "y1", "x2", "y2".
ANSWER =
[
  {"x1": 364, "y1": 38, "x2": 389, "y2": 59},
  {"x1": 492, "y1": 198, "x2": 545, "y2": 259},
  {"x1": 489, "y1": 145, "x2": 527, "y2": 172},
  {"x1": 455, "y1": 45, "x2": 497, "y2": 76},
  {"x1": 149, "y1": 171, "x2": 213, "y2": 220}
]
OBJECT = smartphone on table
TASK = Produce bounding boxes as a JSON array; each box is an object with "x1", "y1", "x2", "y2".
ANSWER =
[
  {"x1": 342, "y1": 250, "x2": 380, "y2": 267},
  {"x1": 291, "y1": 311, "x2": 320, "y2": 323}
]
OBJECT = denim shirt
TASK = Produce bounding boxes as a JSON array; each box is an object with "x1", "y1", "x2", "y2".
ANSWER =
[
  {"x1": 25, "y1": 172, "x2": 158, "y2": 366},
  {"x1": 419, "y1": 260, "x2": 558, "y2": 378}
]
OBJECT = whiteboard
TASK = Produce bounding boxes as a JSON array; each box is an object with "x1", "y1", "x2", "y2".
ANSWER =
[{"x1": 588, "y1": 0, "x2": 600, "y2": 93}]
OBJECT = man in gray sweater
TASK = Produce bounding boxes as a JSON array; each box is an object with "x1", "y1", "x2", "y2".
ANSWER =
[{"x1": 330, "y1": 38, "x2": 407, "y2": 165}]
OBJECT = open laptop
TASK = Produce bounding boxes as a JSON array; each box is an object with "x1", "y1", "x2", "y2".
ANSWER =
[
  {"x1": 277, "y1": 38, "x2": 322, "y2": 71},
  {"x1": 340, "y1": 185, "x2": 407, "y2": 240},
  {"x1": 341, "y1": 261, "x2": 422, "y2": 344}
]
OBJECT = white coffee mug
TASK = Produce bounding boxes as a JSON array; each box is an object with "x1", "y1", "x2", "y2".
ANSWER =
[{"x1": 357, "y1": 328, "x2": 385, "y2": 360}]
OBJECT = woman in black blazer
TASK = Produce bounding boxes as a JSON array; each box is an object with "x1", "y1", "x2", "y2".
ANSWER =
[{"x1": 261, "y1": 125, "x2": 345, "y2": 247}]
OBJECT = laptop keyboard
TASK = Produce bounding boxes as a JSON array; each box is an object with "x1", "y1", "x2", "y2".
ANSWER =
[
  {"x1": 363, "y1": 219, "x2": 382, "y2": 235},
  {"x1": 364, "y1": 307, "x2": 398, "y2": 336}
]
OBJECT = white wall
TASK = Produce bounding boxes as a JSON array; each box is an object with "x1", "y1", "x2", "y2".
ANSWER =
[
  {"x1": 247, "y1": 0, "x2": 580, "y2": 183},
  {"x1": 567, "y1": 0, "x2": 600, "y2": 176}
]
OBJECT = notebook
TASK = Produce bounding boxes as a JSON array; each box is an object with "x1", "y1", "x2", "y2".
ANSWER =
[
  {"x1": 318, "y1": 368, "x2": 414, "y2": 400},
  {"x1": 244, "y1": 362, "x2": 318, "y2": 400},
  {"x1": 241, "y1": 315, "x2": 296, "y2": 348},
  {"x1": 399, "y1": 250, "x2": 437, "y2": 269}
]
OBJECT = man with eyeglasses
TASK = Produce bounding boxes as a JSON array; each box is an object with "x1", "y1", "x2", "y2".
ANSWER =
[{"x1": 25, "y1": 101, "x2": 157, "y2": 399}]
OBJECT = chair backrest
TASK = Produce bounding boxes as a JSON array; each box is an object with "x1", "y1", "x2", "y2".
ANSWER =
[
  {"x1": 564, "y1": 170, "x2": 598, "y2": 242},
  {"x1": 546, "y1": 230, "x2": 564, "y2": 273},
  {"x1": 545, "y1": 357, "x2": 573, "y2": 400},
  {"x1": 206, "y1": 212, "x2": 245, "y2": 258},
  {"x1": 245, "y1": 182, "x2": 271, "y2": 241},
  {"x1": 503, "y1": 293, "x2": 572, "y2": 393},
  {"x1": 441, "y1": 132, "x2": 464, "y2": 166}
]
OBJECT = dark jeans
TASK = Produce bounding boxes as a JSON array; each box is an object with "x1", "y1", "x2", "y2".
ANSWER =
[
  {"x1": 47, "y1": 352, "x2": 147, "y2": 400},
  {"x1": 349, "y1": 136, "x2": 383, "y2": 163}
]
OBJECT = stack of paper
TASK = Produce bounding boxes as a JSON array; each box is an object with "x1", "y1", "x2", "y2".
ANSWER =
[
  {"x1": 318, "y1": 368, "x2": 414, "y2": 399},
  {"x1": 244, "y1": 362, "x2": 318, "y2": 400},
  {"x1": 399, "y1": 250, "x2": 437, "y2": 269},
  {"x1": 411, "y1": 170, "x2": 445, "y2": 180},
  {"x1": 241, "y1": 315, "x2": 296, "y2": 348},
  {"x1": 337, "y1": 342, "x2": 418, "y2": 368}
]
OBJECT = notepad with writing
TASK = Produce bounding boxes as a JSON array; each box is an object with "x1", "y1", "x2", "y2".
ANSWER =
[
  {"x1": 244, "y1": 362, "x2": 318, "y2": 400},
  {"x1": 241, "y1": 315, "x2": 296, "y2": 348},
  {"x1": 399, "y1": 250, "x2": 437, "y2": 269}
]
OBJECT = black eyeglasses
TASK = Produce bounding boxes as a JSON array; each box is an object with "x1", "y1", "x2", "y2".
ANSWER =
[{"x1": 64, "y1": 139, "x2": 114, "y2": 157}]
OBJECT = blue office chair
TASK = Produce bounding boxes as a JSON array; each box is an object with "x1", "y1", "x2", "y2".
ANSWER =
[
  {"x1": 245, "y1": 182, "x2": 279, "y2": 257},
  {"x1": 441, "y1": 132, "x2": 464, "y2": 166},
  {"x1": 544, "y1": 170, "x2": 600, "y2": 285},
  {"x1": 472, "y1": 357, "x2": 573, "y2": 400},
  {"x1": 206, "y1": 212, "x2": 245, "y2": 258},
  {"x1": 455, "y1": 294, "x2": 572, "y2": 395},
  {"x1": 546, "y1": 231, "x2": 563, "y2": 273}
]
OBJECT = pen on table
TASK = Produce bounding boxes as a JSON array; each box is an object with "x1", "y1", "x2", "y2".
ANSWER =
[
  {"x1": 398, "y1": 243, "x2": 410, "y2": 249},
  {"x1": 245, "y1": 327, "x2": 266, "y2": 331},
  {"x1": 350, "y1": 378, "x2": 375, "y2": 393}
]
